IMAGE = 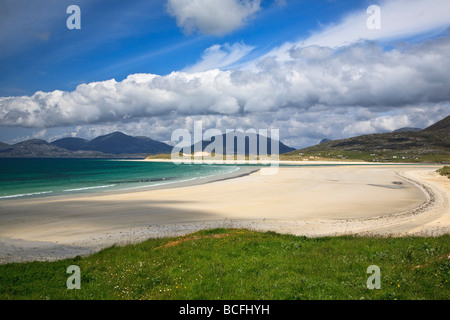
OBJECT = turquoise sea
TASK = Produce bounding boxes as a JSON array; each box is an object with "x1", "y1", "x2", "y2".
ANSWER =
[{"x1": 0, "y1": 159, "x2": 241, "y2": 200}]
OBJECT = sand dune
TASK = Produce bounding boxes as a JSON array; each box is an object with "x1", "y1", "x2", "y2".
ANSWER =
[{"x1": 0, "y1": 163, "x2": 448, "y2": 263}]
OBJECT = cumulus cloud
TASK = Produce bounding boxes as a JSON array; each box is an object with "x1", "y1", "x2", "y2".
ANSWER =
[
  {"x1": 15, "y1": 102, "x2": 445, "y2": 149},
  {"x1": 2, "y1": 33, "x2": 450, "y2": 131},
  {"x1": 3, "y1": 0, "x2": 450, "y2": 148},
  {"x1": 167, "y1": 0, "x2": 261, "y2": 35}
]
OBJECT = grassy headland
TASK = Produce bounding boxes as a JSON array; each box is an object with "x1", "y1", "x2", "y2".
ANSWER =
[
  {"x1": 437, "y1": 166, "x2": 450, "y2": 178},
  {"x1": 0, "y1": 229, "x2": 448, "y2": 300},
  {"x1": 282, "y1": 116, "x2": 450, "y2": 164}
]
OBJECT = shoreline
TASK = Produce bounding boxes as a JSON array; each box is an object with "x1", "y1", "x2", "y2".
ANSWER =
[
  {"x1": 141, "y1": 158, "x2": 421, "y2": 165},
  {"x1": 0, "y1": 159, "x2": 429, "y2": 203},
  {"x1": 0, "y1": 163, "x2": 449, "y2": 264},
  {"x1": 0, "y1": 163, "x2": 259, "y2": 203}
]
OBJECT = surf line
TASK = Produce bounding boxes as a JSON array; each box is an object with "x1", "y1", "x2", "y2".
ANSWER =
[{"x1": 63, "y1": 184, "x2": 116, "y2": 192}]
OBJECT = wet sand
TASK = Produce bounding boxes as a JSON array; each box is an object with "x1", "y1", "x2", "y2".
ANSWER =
[{"x1": 0, "y1": 163, "x2": 448, "y2": 263}]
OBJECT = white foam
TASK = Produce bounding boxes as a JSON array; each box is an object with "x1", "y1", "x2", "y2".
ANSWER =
[
  {"x1": 119, "y1": 177, "x2": 199, "y2": 191},
  {"x1": 63, "y1": 184, "x2": 116, "y2": 192},
  {"x1": 0, "y1": 191, "x2": 53, "y2": 199}
]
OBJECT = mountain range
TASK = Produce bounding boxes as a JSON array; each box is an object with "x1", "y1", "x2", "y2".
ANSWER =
[
  {"x1": 0, "y1": 132, "x2": 173, "y2": 158},
  {"x1": 51, "y1": 132, "x2": 173, "y2": 155},
  {"x1": 0, "y1": 131, "x2": 295, "y2": 158},
  {"x1": 1, "y1": 115, "x2": 448, "y2": 159}
]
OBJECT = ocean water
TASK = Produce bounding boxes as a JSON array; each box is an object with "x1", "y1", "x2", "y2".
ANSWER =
[{"x1": 0, "y1": 158, "x2": 240, "y2": 200}]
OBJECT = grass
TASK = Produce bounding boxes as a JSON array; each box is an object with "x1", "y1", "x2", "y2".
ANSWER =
[
  {"x1": 437, "y1": 166, "x2": 450, "y2": 178},
  {"x1": 281, "y1": 151, "x2": 450, "y2": 164},
  {"x1": 0, "y1": 229, "x2": 448, "y2": 300},
  {"x1": 145, "y1": 153, "x2": 173, "y2": 159},
  {"x1": 146, "y1": 152, "x2": 450, "y2": 164}
]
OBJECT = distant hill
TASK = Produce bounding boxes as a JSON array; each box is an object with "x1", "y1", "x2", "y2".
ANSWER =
[
  {"x1": 80, "y1": 132, "x2": 173, "y2": 155},
  {"x1": 0, "y1": 132, "x2": 173, "y2": 158},
  {"x1": 0, "y1": 139, "x2": 98, "y2": 158},
  {"x1": 283, "y1": 115, "x2": 450, "y2": 163},
  {"x1": 8, "y1": 139, "x2": 59, "y2": 155},
  {"x1": 50, "y1": 137, "x2": 89, "y2": 151},
  {"x1": 392, "y1": 127, "x2": 422, "y2": 133},
  {"x1": 0, "y1": 142, "x2": 10, "y2": 150},
  {"x1": 188, "y1": 131, "x2": 295, "y2": 155}
]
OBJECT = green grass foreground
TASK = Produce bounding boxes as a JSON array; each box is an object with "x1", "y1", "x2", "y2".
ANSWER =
[{"x1": 0, "y1": 229, "x2": 448, "y2": 300}]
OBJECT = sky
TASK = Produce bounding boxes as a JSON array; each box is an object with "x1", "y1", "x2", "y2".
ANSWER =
[{"x1": 1, "y1": 0, "x2": 450, "y2": 148}]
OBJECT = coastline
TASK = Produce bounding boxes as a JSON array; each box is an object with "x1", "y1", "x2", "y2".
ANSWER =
[
  {"x1": 142, "y1": 158, "x2": 375, "y2": 165},
  {"x1": 0, "y1": 162, "x2": 449, "y2": 264},
  {"x1": 0, "y1": 160, "x2": 258, "y2": 202}
]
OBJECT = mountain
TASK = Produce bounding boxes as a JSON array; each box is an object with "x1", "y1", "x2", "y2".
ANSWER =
[
  {"x1": 0, "y1": 139, "x2": 105, "y2": 158},
  {"x1": 422, "y1": 115, "x2": 450, "y2": 135},
  {"x1": 8, "y1": 139, "x2": 62, "y2": 156},
  {"x1": 50, "y1": 137, "x2": 89, "y2": 151},
  {"x1": 392, "y1": 127, "x2": 422, "y2": 133},
  {"x1": 188, "y1": 131, "x2": 295, "y2": 155},
  {"x1": 283, "y1": 115, "x2": 450, "y2": 161},
  {"x1": 0, "y1": 132, "x2": 173, "y2": 158},
  {"x1": 319, "y1": 139, "x2": 333, "y2": 144},
  {"x1": 0, "y1": 142, "x2": 10, "y2": 150},
  {"x1": 82, "y1": 132, "x2": 173, "y2": 155}
]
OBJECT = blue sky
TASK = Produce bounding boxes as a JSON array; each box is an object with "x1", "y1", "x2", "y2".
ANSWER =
[
  {"x1": 1, "y1": 0, "x2": 450, "y2": 147},
  {"x1": 0, "y1": 0, "x2": 368, "y2": 96}
]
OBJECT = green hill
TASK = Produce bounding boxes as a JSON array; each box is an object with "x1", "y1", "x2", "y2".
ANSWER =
[{"x1": 282, "y1": 115, "x2": 450, "y2": 163}]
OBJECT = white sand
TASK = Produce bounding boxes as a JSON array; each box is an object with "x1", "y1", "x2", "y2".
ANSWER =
[{"x1": 0, "y1": 163, "x2": 448, "y2": 263}]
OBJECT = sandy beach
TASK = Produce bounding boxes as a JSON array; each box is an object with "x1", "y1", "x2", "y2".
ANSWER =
[{"x1": 0, "y1": 163, "x2": 449, "y2": 264}]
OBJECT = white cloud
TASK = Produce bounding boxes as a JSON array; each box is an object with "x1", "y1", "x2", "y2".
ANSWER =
[
  {"x1": 306, "y1": 0, "x2": 450, "y2": 46},
  {"x1": 184, "y1": 43, "x2": 254, "y2": 73},
  {"x1": 260, "y1": 0, "x2": 450, "y2": 64},
  {"x1": 26, "y1": 103, "x2": 446, "y2": 149},
  {"x1": 2, "y1": 0, "x2": 450, "y2": 148},
  {"x1": 167, "y1": 0, "x2": 261, "y2": 35},
  {"x1": 1, "y1": 33, "x2": 450, "y2": 133}
]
